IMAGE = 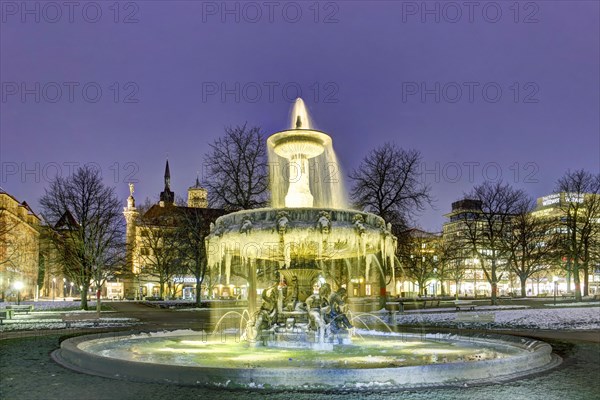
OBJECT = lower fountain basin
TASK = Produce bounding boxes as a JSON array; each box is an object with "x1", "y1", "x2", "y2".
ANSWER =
[{"x1": 52, "y1": 330, "x2": 560, "y2": 391}]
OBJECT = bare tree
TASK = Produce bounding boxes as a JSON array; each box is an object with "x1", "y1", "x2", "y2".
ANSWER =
[
  {"x1": 349, "y1": 144, "x2": 432, "y2": 231},
  {"x1": 445, "y1": 257, "x2": 467, "y2": 298},
  {"x1": 396, "y1": 229, "x2": 440, "y2": 296},
  {"x1": 204, "y1": 124, "x2": 269, "y2": 210},
  {"x1": 555, "y1": 170, "x2": 600, "y2": 300},
  {"x1": 136, "y1": 203, "x2": 183, "y2": 299},
  {"x1": 435, "y1": 239, "x2": 463, "y2": 297},
  {"x1": 175, "y1": 209, "x2": 211, "y2": 306},
  {"x1": 460, "y1": 181, "x2": 527, "y2": 305},
  {"x1": 505, "y1": 197, "x2": 558, "y2": 297},
  {"x1": 40, "y1": 166, "x2": 124, "y2": 311}
]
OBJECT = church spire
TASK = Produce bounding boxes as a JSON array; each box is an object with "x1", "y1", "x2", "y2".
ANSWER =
[
  {"x1": 164, "y1": 159, "x2": 171, "y2": 189},
  {"x1": 160, "y1": 159, "x2": 175, "y2": 205}
]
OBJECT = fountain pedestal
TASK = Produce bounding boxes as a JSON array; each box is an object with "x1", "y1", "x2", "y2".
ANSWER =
[{"x1": 279, "y1": 268, "x2": 321, "y2": 303}]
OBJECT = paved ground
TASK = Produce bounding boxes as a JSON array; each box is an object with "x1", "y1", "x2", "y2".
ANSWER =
[{"x1": 1, "y1": 301, "x2": 599, "y2": 399}]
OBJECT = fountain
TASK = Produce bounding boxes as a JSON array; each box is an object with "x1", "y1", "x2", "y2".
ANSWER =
[
  {"x1": 205, "y1": 97, "x2": 397, "y2": 348},
  {"x1": 52, "y1": 99, "x2": 560, "y2": 390}
]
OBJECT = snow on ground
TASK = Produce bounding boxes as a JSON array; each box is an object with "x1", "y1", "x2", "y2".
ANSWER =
[
  {"x1": 0, "y1": 302, "x2": 138, "y2": 331},
  {"x1": 0, "y1": 317, "x2": 138, "y2": 332},
  {"x1": 175, "y1": 307, "x2": 247, "y2": 312},
  {"x1": 544, "y1": 302, "x2": 600, "y2": 307},
  {"x1": 403, "y1": 305, "x2": 530, "y2": 314},
  {"x1": 1, "y1": 300, "x2": 103, "y2": 311},
  {"x1": 390, "y1": 306, "x2": 600, "y2": 330}
]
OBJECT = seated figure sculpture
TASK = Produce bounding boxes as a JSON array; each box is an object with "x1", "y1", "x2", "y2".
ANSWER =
[
  {"x1": 284, "y1": 276, "x2": 305, "y2": 312},
  {"x1": 305, "y1": 283, "x2": 332, "y2": 341},
  {"x1": 246, "y1": 283, "x2": 279, "y2": 341},
  {"x1": 328, "y1": 287, "x2": 353, "y2": 332}
]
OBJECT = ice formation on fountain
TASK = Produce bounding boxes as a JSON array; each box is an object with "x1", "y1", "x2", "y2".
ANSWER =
[{"x1": 206, "y1": 98, "x2": 398, "y2": 348}]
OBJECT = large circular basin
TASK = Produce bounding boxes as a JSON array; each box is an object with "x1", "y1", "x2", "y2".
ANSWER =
[{"x1": 52, "y1": 330, "x2": 560, "y2": 391}]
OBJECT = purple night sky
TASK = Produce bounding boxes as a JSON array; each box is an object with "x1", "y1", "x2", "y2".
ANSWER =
[{"x1": 1, "y1": 1, "x2": 598, "y2": 231}]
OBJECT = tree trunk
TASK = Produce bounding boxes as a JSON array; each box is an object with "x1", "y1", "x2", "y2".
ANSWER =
[
  {"x1": 491, "y1": 281, "x2": 498, "y2": 305},
  {"x1": 566, "y1": 260, "x2": 572, "y2": 292},
  {"x1": 96, "y1": 286, "x2": 102, "y2": 313},
  {"x1": 195, "y1": 278, "x2": 202, "y2": 307},
  {"x1": 80, "y1": 282, "x2": 89, "y2": 310},
  {"x1": 573, "y1": 264, "x2": 582, "y2": 301},
  {"x1": 520, "y1": 278, "x2": 527, "y2": 298},
  {"x1": 583, "y1": 263, "x2": 590, "y2": 297}
]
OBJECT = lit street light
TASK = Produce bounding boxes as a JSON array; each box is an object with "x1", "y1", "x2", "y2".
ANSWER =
[{"x1": 14, "y1": 281, "x2": 24, "y2": 305}]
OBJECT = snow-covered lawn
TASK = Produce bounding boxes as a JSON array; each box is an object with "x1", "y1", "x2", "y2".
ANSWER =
[
  {"x1": 403, "y1": 305, "x2": 530, "y2": 314},
  {"x1": 544, "y1": 302, "x2": 600, "y2": 307},
  {"x1": 0, "y1": 317, "x2": 138, "y2": 332},
  {"x1": 390, "y1": 305, "x2": 600, "y2": 330},
  {"x1": 1, "y1": 300, "x2": 105, "y2": 311},
  {"x1": 0, "y1": 303, "x2": 139, "y2": 332}
]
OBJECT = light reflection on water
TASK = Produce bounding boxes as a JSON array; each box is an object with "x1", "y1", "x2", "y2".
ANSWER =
[{"x1": 81, "y1": 334, "x2": 516, "y2": 369}]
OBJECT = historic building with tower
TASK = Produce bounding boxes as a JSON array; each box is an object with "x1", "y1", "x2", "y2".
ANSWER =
[{"x1": 123, "y1": 161, "x2": 226, "y2": 299}]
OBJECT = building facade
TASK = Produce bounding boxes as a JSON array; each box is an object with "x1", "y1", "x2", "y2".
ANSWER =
[
  {"x1": 437, "y1": 193, "x2": 600, "y2": 298},
  {"x1": 123, "y1": 161, "x2": 227, "y2": 299},
  {"x1": 531, "y1": 192, "x2": 600, "y2": 295},
  {"x1": 441, "y1": 199, "x2": 503, "y2": 297},
  {"x1": 0, "y1": 190, "x2": 40, "y2": 301}
]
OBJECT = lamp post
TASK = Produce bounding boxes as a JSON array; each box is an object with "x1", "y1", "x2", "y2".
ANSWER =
[
  {"x1": 52, "y1": 278, "x2": 56, "y2": 301},
  {"x1": 63, "y1": 278, "x2": 66, "y2": 299},
  {"x1": 14, "y1": 281, "x2": 24, "y2": 305},
  {"x1": 553, "y1": 276, "x2": 559, "y2": 306},
  {"x1": 70, "y1": 282, "x2": 74, "y2": 297}
]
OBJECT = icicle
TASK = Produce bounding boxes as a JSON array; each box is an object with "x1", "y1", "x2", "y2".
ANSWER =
[{"x1": 225, "y1": 253, "x2": 232, "y2": 285}]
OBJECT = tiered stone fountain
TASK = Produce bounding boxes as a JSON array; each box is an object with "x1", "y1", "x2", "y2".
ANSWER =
[
  {"x1": 52, "y1": 99, "x2": 560, "y2": 391},
  {"x1": 206, "y1": 98, "x2": 397, "y2": 348}
]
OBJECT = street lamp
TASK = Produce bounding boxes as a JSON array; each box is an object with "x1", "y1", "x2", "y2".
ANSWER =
[
  {"x1": 63, "y1": 277, "x2": 66, "y2": 299},
  {"x1": 14, "y1": 281, "x2": 24, "y2": 305},
  {"x1": 70, "y1": 282, "x2": 74, "y2": 297},
  {"x1": 52, "y1": 278, "x2": 56, "y2": 301},
  {"x1": 553, "y1": 276, "x2": 559, "y2": 306}
]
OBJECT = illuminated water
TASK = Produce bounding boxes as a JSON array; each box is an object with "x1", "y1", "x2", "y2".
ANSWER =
[
  {"x1": 78, "y1": 331, "x2": 516, "y2": 369},
  {"x1": 5, "y1": 335, "x2": 597, "y2": 399}
]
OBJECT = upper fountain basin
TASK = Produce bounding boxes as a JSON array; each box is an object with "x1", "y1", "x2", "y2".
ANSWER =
[{"x1": 268, "y1": 129, "x2": 332, "y2": 159}]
